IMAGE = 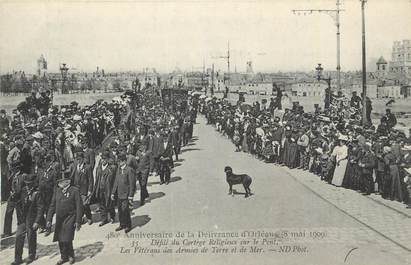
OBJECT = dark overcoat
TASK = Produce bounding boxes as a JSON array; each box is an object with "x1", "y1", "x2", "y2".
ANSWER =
[
  {"x1": 93, "y1": 162, "x2": 116, "y2": 206},
  {"x1": 112, "y1": 166, "x2": 136, "y2": 200},
  {"x1": 47, "y1": 186, "x2": 83, "y2": 242},
  {"x1": 70, "y1": 161, "x2": 93, "y2": 196}
]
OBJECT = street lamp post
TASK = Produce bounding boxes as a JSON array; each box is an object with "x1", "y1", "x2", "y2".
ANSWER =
[
  {"x1": 360, "y1": 0, "x2": 368, "y2": 125},
  {"x1": 59, "y1": 63, "x2": 69, "y2": 94},
  {"x1": 292, "y1": 0, "x2": 344, "y2": 91},
  {"x1": 315, "y1": 63, "x2": 332, "y2": 110}
]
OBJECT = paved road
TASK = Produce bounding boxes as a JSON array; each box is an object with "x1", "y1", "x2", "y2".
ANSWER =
[{"x1": 1, "y1": 116, "x2": 409, "y2": 265}]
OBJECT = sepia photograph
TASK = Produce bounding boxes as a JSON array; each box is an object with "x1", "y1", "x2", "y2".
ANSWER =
[{"x1": 0, "y1": 0, "x2": 410, "y2": 264}]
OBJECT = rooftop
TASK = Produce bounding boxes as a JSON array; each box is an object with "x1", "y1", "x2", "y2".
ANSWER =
[{"x1": 376, "y1": 56, "x2": 387, "y2": 65}]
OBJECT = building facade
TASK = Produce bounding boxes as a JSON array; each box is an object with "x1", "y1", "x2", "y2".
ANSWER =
[
  {"x1": 389, "y1": 40, "x2": 411, "y2": 74},
  {"x1": 291, "y1": 81, "x2": 328, "y2": 97},
  {"x1": 377, "y1": 85, "x2": 403, "y2": 99}
]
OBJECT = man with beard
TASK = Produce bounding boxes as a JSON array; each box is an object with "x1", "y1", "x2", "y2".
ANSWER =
[
  {"x1": 12, "y1": 174, "x2": 43, "y2": 265},
  {"x1": 46, "y1": 173, "x2": 83, "y2": 265},
  {"x1": 70, "y1": 149, "x2": 93, "y2": 225},
  {"x1": 111, "y1": 151, "x2": 135, "y2": 233},
  {"x1": 37, "y1": 150, "x2": 60, "y2": 235},
  {"x1": 93, "y1": 150, "x2": 116, "y2": 226}
]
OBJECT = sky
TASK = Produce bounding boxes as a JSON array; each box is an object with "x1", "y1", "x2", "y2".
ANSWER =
[{"x1": 0, "y1": 0, "x2": 410, "y2": 74}]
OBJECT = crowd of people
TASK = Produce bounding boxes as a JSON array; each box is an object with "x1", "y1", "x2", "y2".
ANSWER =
[
  {"x1": 200, "y1": 91, "x2": 411, "y2": 209},
  {"x1": 0, "y1": 87, "x2": 197, "y2": 265}
]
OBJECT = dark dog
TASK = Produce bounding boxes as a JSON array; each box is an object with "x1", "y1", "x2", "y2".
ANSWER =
[{"x1": 224, "y1": 166, "x2": 252, "y2": 197}]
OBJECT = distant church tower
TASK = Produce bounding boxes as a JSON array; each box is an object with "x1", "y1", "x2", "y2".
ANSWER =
[
  {"x1": 37, "y1": 54, "x2": 48, "y2": 77},
  {"x1": 246, "y1": 61, "x2": 254, "y2": 74},
  {"x1": 376, "y1": 56, "x2": 388, "y2": 77}
]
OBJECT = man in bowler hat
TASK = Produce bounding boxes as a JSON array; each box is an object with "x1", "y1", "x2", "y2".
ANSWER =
[
  {"x1": 46, "y1": 171, "x2": 83, "y2": 265},
  {"x1": 111, "y1": 151, "x2": 135, "y2": 233}
]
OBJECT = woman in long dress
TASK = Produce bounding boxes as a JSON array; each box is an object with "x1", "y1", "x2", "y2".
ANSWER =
[
  {"x1": 331, "y1": 138, "x2": 348, "y2": 186},
  {"x1": 384, "y1": 147, "x2": 404, "y2": 202},
  {"x1": 342, "y1": 140, "x2": 360, "y2": 189}
]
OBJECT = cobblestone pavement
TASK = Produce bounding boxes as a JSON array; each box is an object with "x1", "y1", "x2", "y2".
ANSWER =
[
  {"x1": 281, "y1": 166, "x2": 411, "y2": 261},
  {"x1": 1, "y1": 116, "x2": 410, "y2": 265}
]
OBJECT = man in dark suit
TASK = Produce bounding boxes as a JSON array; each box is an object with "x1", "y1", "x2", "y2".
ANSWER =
[
  {"x1": 171, "y1": 126, "x2": 181, "y2": 161},
  {"x1": 81, "y1": 137, "x2": 95, "y2": 170},
  {"x1": 12, "y1": 174, "x2": 43, "y2": 265},
  {"x1": 152, "y1": 129, "x2": 164, "y2": 176},
  {"x1": 94, "y1": 150, "x2": 116, "y2": 226},
  {"x1": 37, "y1": 150, "x2": 60, "y2": 235},
  {"x1": 384, "y1": 108, "x2": 397, "y2": 130},
  {"x1": 46, "y1": 172, "x2": 83, "y2": 265},
  {"x1": 144, "y1": 129, "x2": 155, "y2": 175},
  {"x1": 137, "y1": 146, "x2": 150, "y2": 206},
  {"x1": 70, "y1": 149, "x2": 93, "y2": 225},
  {"x1": 20, "y1": 136, "x2": 33, "y2": 174},
  {"x1": 159, "y1": 131, "x2": 173, "y2": 185},
  {"x1": 2, "y1": 165, "x2": 25, "y2": 238},
  {"x1": 111, "y1": 151, "x2": 135, "y2": 233}
]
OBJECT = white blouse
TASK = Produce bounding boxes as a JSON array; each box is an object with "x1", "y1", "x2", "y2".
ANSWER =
[{"x1": 332, "y1": 145, "x2": 348, "y2": 162}]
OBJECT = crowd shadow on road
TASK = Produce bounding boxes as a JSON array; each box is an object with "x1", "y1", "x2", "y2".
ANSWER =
[
  {"x1": 1, "y1": 238, "x2": 104, "y2": 263},
  {"x1": 130, "y1": 215, "x2": 151, "y2": 231},
  {"x1": 181, "y1": 148, "x2": 201, "y2": 153},
  {"x1": 147, "y1": 181, "x2": 161, "y2": 187},
  {"x1": 131, "y1": 192, "x2": 166, "y2": 210},
  {"x1": 147, "y1": 176, "x2": 182, "y2": 187},
  {"x1": 39, "y1": 241, "x2": 104, "y2": 262},
  {"x1": 190, "y1": 136, "x2": 199, "y2": 142},
  {"x1": 173, "y1": 162, "x2": 182, "y2": 168},
  {"x1": 170, "y1": 176, "x2": 182, "y2": 183},
  {"x1": 74, "y1": 241, "x2": 104, "y2": 262}
]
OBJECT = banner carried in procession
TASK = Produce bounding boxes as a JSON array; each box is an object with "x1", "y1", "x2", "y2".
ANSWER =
[{"x1": 161, "y1": 88, "x2": 189, "y2": 112}]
